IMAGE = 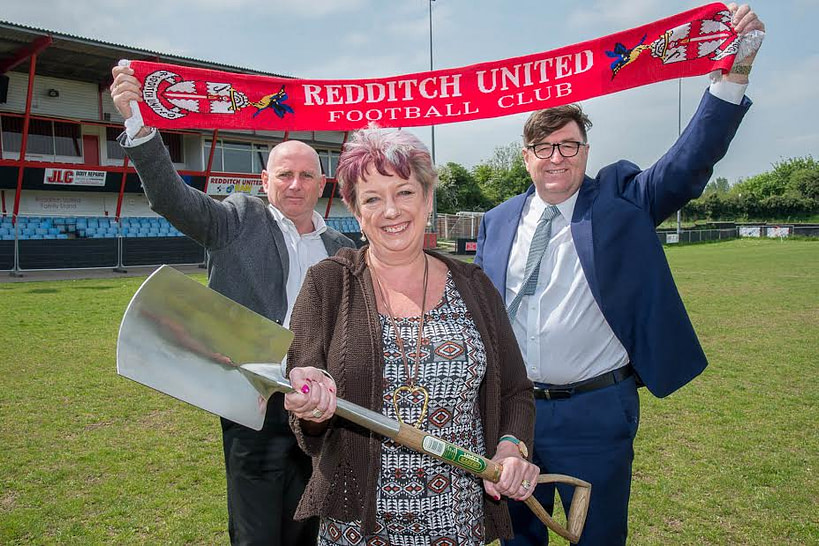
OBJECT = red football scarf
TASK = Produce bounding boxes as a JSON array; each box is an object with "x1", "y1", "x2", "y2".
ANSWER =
[{"x1": 131, "y1": 3, "x2": 739, "y2": 132}]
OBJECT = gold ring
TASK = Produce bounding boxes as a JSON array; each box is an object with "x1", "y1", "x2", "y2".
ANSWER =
[
  {"x1": 311, "y1": 408, "x2": 324, "y2": 418},
  {"x1": 521, "y1": 479, "x2": 531, "y2": 490}
]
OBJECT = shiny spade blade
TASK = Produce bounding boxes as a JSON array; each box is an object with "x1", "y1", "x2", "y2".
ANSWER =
[{"x1": 116, "y1": 265, "x2": 294, "y2": 430}]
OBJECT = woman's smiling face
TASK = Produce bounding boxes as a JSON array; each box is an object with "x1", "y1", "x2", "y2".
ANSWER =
[{"x1": 354, "y1": 169, "x2": 432, "y2": 259}]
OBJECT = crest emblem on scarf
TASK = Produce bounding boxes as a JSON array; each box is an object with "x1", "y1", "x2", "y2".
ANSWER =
[
  {"x1": 606, "y1": 8, "x2": 738, "y2": 78},
  {"x1": 142, "y1": 70, "x2": 293, "y2": 120}
]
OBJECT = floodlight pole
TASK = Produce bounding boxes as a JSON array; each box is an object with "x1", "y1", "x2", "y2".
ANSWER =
[
  {"x1": 429, "y1": 0, "x2": 438, "y2": 234},
  {"x1": 676, "y1": 78, "x2": 682, "y2": 239}
]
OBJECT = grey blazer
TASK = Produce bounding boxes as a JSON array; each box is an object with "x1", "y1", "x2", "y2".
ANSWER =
[{"x1": 123, "y1": 132, "x2": 355, "y2": 324}]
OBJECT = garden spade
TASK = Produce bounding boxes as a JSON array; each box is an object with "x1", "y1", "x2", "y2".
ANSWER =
[{"x1": 117, "y1": 265, "x2": 590, "y2": 543}]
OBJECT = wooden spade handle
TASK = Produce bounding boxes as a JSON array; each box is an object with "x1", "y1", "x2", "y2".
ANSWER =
[
  {"x1": 394, "y1": 423, "x2": 591, "y2": 543},
  {"x1": 524, "y1": 475, "x2": 592, "y2": 544}
]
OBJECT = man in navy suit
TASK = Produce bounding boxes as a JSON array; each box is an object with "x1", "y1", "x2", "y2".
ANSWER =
[{"x1": 475, "y1": 4, "x2": 764, "y2": 544}]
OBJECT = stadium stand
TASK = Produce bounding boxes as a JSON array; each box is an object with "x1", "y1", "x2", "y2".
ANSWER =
[{"x1": 0, "y1": 21, "x2": 361, "y2": 272}]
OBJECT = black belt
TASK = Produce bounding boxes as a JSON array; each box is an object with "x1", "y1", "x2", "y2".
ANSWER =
[{"x1": 533, "y1": 365, "x2": 633, "y2": 400}]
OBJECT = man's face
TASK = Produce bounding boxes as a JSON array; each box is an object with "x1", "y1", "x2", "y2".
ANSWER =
[
  {"x1": 261, "y1": 141, "x2": 326, "y2": 229},
  {"x1": 522, "y1": 121, "x2": 589, "y2": 205}
]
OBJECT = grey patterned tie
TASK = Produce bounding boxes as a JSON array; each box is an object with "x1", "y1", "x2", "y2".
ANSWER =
[{"x1": 507, "y1": 204, "x2": 561, "y2": 322}]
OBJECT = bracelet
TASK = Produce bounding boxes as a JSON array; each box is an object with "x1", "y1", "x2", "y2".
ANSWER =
[
  {"x1": 499, "y1": 435, "x2": 529, "y2": 459},
  {"x1": 730, "y1": 64, "x2": 752, "y2": 75}
]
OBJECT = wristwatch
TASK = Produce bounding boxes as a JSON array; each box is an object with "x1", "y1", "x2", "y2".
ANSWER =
[{"x1": 499, "y1": 435, "x2": 529, "y2": 459}]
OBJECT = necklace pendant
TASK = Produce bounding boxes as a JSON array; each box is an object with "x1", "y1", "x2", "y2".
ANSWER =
[{"x1": 393, "y1": 385, "x2": 429, "y2": 427}]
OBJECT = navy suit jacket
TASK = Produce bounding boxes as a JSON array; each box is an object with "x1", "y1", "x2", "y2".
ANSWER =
[{"x1": 475, "y1": 90, "x2": 751, "y2": 398}]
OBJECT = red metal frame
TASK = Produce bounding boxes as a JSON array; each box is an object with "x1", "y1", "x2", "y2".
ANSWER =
[
  {"x1": 0, "y1": 35, "x2": 52, "y2": 73},
  {"x1": 11, "y1": 53, "x2": 38, "y2": 224},
  {"x1": 201, "y1": 129, "x2": 219, "y2": 194},
  {"x1": 114, "y1": 154, "x2": 130, "y2": 221}
]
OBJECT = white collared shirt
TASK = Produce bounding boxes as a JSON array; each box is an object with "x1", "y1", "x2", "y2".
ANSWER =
[
  {"x1": 505, "y1": 81, "x2": 746, "y2": 385},
  {"x1": 267, "y1": 205, "x2": 329, "y2": 328},
  {"x1": 506, "y1": 192, "x2": 630, "y2": 385}
]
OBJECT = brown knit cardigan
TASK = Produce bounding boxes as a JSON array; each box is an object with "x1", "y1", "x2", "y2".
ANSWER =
[{"x1": 287, "y1": 246, "x2": 534, "y2": 542}]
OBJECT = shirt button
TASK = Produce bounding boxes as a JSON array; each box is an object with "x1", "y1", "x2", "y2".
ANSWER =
[{"x1": 530, "y1": 336, "x2": 536, "y2": 340}]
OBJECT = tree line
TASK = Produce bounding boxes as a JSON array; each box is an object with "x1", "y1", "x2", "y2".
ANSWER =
[
  {"x1": 436, "y1": 144, "x2": 818, "y2": 222},
  {"x1": 682, "y1": 156, "x2": 818, "y2": 221}
]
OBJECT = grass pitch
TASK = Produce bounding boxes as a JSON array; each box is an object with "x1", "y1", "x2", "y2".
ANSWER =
[{"x1": 1, "y1": 238, "x2": 816, "y2": 544}]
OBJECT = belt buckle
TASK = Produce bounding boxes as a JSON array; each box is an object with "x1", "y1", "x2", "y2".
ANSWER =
[{"x1": 545, "y1": 388, "x2": 573, "y2": 400}]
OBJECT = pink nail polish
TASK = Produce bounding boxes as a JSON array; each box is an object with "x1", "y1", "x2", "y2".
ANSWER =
[{"x1": 301, "y1": 384, "x2": 310, "y2": 394}]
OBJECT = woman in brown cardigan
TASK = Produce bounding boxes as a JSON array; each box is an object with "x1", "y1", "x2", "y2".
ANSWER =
[{"x1": 284, "y1": 127, "x2": 537, "y2": 545}]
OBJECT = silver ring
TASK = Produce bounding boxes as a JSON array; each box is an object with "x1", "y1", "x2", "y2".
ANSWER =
[
  {"x1": 521, "y1": 479, "x2": 531, "y2": 490},
  {"x1": 311, "y1": 408, "x2": 324, "y2": 418}
]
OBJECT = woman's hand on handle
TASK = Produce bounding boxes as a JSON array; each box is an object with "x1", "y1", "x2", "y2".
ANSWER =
[
  {"x1": 284, "y1": 366, "x2": 337, "y2": 423},
  {"x1": 483, "y1": 440, "x2": 540, "y2": 501}
]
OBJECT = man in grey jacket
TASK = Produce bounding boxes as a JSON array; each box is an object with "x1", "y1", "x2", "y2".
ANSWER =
[{"x1": 111, "y1": 63, "x2": 354, "y2": 546}]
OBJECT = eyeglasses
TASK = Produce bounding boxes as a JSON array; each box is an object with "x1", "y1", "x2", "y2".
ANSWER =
[{"x1": 527, "y1": 141, "x2": 587, "y2": 159}]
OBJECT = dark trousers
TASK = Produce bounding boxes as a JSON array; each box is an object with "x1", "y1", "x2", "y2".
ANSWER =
[
  {"x1": 221, "y1": 396, "x2": 318, "y2": 546},
  {"x1": 506, "y1": 376, "x2": 640, "y2": 546}
]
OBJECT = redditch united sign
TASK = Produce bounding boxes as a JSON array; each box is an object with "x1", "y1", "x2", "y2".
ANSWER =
[
  {"x1": 206, "y1": 176, "x2": 265, "y2": 197},
  {"x1": 129, "y1": 3, "x2": 740, "y2": 132}
]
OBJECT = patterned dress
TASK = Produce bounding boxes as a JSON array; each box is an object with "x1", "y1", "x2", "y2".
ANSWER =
[{"x1": 319, "y1": 273, "x2": 488, "y2": 546}]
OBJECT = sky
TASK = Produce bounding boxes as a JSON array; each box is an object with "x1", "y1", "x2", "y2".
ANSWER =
[{"x1": 3, "y1": 0, "x2": 817, "y2": 184}]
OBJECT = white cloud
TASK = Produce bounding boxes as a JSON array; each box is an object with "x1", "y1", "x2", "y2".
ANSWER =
[
  {"x1": 308, "y1": 53, "x2": 424, "y2": 80},
  {"x1": 174, "y1": 0, "x2": 368, "y2": 18},
  {"x1": 566, "y1": 0, "x2": 665, "y2": 32}
]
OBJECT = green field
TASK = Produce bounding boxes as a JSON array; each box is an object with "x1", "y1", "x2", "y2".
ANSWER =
[{"x1": 1, "y1": 239, "x2": 817, "y2": 544}]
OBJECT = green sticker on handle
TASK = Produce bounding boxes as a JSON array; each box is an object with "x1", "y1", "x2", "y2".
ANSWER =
[{"x1": 422, "y1": 435, "x2": 487, "y2": 473}]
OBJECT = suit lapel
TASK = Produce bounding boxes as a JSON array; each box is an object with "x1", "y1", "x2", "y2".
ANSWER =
[
  {"x1": 265, "y1": 213, "x2": 289, "y2": 282},
  {"x1": 320, "y1": 230, "x2": 345, "y2": 255},
  {"x1": 495, "y1": 186, "x2": 534, "y2": 292},
  {"x1": 572, "y1": 177, "x2": 602, "y2": 306}
]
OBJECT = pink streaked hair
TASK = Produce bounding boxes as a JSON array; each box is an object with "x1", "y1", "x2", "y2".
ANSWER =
[{"x1": 336, "y1": 125, "x2": 437, "y2": 213}]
